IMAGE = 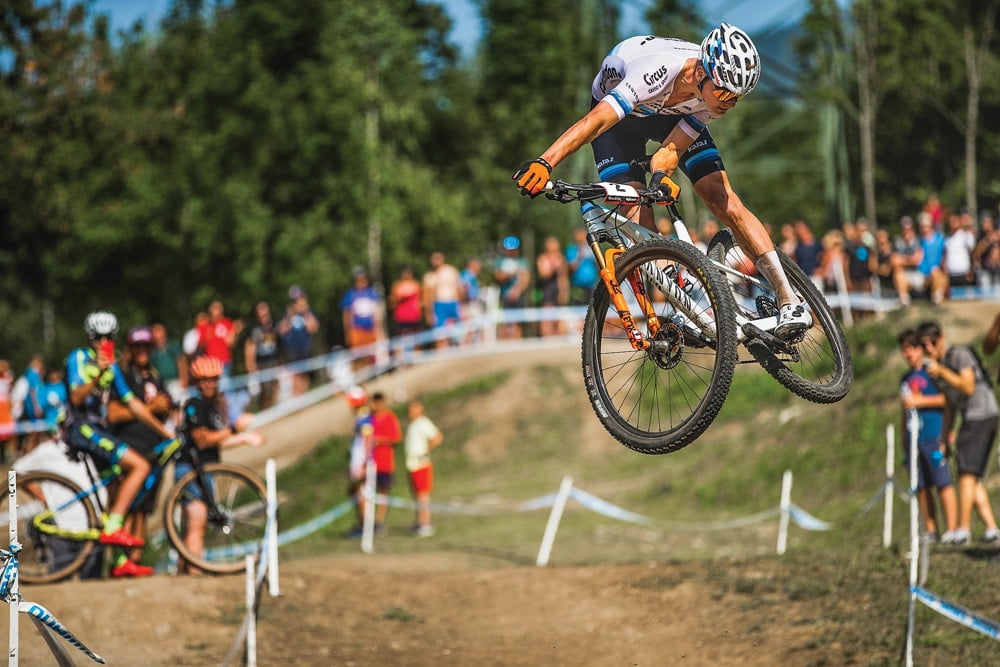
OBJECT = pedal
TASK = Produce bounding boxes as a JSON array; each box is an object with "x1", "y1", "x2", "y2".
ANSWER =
[{"x1": 741, "y1": 322, "x2": 795, "y2": 356}]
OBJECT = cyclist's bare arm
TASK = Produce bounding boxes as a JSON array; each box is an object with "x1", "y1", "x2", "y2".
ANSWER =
[{"x1": 538, "y1": 99, "x2": 620, "y2": 170}]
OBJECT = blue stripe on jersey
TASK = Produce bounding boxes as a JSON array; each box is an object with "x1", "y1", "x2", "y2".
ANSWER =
[
  {"x1": 607, "y1": 90, "x2": 632, "y2": 116},
  {"x1": 684, "y1": 148, "x2": 720, "y2": 170},
  {"x1": 598, "y1": 163, "x2": 632, "y2": 181},
  {"x1": 683, "y1": 114, "x2": 706, "y2": 132}
]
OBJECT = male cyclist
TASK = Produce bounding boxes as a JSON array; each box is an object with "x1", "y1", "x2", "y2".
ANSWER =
[
  {"x1": 62, "y1": 311, "x2": 174, "y2": 563},
  {"x1": 513, "y1": 23, "x2": 810, "y2": 339}
]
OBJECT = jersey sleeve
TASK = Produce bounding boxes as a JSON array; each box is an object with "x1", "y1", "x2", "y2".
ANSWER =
[{"x1": 65, "y1": 348, "x2": 91, "y2": 391}]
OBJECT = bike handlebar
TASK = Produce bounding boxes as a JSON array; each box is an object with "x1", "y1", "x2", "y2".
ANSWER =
[{"x1": 543, "y1": 180, "x2": 678, "y2": 208}]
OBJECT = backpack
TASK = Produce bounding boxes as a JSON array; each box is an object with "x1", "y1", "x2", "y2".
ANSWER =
[{"x1": 945, "y1": 345, "x2": 994, "y2": 389}]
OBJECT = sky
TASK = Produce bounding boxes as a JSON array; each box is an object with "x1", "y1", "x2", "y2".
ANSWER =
[{"x1": 91, "y1": 0, "x2": 818, "y2": 55}]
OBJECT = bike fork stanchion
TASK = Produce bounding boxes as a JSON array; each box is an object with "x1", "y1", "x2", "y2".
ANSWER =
[
  {"x1": 265, "y1": 459, "x2": 280, "y2": 597},
  {"x1": 8, "y1": 471, "x2": 18, "y2": 667}
]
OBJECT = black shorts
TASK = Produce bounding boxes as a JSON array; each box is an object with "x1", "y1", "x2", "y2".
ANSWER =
[
  {"x1": 590, "y1": 99, "x2": 726, "y2": 186},
  {"x1": 376, "y1": 472, "x2": 394, "y2": 493},
  {"x1": 64, "y1": 423, "x2": 129, "y2": 472},
  {"x1": 955, "y1": 416, "x2": 998, "y2": 478}
]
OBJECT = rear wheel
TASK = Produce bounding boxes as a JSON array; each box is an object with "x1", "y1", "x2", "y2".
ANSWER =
[
  {"x1": 3, "y1": 472, "x2": 100, "y2": 584},
  {"x1": 163, "y1": 463, "x2": 268, "y2": 574},
  {"x1": 581, "y1": 237, "x2": 738, "y2": 454},
  {"x1": 707, "y1": 229, "x2": 853, "y2": 403}
]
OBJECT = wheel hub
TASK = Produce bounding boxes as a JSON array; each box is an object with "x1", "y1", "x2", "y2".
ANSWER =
[{"x1": 647, "y1": 321, "x2": 684, "y2": 369}]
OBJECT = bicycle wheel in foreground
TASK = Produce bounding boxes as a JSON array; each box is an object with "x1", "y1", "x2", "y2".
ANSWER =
[
  {"x1": 707, "y1": 229, "x2": 853, "y2": 403},
  {"x1": 582, "y1": 237, "x2": 738, "y2": 454},
  {"x1": 3, "y1": 472, "x2": 101, "y2": 584},
  {"x1": 163, "y1": 463, "x2": 268, "y2": 574}
]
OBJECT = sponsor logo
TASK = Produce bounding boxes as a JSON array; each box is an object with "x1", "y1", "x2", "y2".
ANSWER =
[
  {"x1": 600, "y1": 64, "x2": 620, "y2": 83},
  {"x1": 642, "y1": 65, "x2": 668, "y2": 87}
]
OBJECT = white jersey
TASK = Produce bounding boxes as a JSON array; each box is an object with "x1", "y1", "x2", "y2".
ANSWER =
[{"x1": 592, "y1": 36, "x2": 718, "y2": 128}]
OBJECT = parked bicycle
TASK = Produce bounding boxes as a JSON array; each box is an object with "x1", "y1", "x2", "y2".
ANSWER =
[
  {"x1": 540, "y1": 177, "x2": 852, "y2": 454},
  {"x1": 4, "y1": 436, "x2": 268, "y2": 583}
]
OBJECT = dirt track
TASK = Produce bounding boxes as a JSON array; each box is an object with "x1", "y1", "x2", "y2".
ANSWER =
[{"x1": 4, "y1": 302, "x2": 999, "y2": 665}]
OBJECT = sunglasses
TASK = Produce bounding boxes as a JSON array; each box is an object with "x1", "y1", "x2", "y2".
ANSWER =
[{"x1": 712, "y1": 87, "x2": 743, "y2": 104}]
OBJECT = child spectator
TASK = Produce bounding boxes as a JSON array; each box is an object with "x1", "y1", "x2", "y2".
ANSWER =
[
  {"x1": 177, "y1": 356, "x2": 265, "y2": 573},
  {"x1": 898, "y1": 329, "x2": 958, "y2": 542},
  {"x1": 405, "y1": 399, "x2": 443, "y2": 537},
  {"x1": 344, "y1": 385, "x2": 373, "y2": 538},
  {"x1": 370, "y1": 391, "x2": 401, "y2": 532},
  {"x1": 39, "y1": 367, "x2": 66, "y2": 432}
]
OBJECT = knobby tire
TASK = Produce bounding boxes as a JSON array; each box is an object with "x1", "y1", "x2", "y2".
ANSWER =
[
  {"x1": 582, "y1": 237, "x2": 738, "y2": 454},
  {"x1": 163, "y1": 462, "x2": 268, "y2": 575},
  {"x1": 6, "y1": 471, "x2": 100, "y2": 584}
]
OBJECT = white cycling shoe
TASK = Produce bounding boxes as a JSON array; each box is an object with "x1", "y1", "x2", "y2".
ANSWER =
[{"x1": 774, "y1": 303, "x2": 811, "y2": 339}]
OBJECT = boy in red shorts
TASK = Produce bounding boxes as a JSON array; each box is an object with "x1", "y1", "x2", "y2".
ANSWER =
[{"x1": 404, "y1": 399, "x2": 442, "y2": 537}]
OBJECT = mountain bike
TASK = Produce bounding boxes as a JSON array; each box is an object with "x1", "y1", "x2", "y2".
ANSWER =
[
  {"x1": 4, "y1": 437, "x2": 268, "y2": 583},
  {"x1": 541, "y1": 178, "x2": 852, "y2": 454}
]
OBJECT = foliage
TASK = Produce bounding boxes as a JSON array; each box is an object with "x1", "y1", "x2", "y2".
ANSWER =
[{"x1": 1, "y1": 0, "x2": 1000, "y2": 368}]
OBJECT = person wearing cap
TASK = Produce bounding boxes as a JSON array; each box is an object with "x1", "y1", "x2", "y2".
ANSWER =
[
  {"x1": 340, "y1": 267, "x2": 385, "y2": 371},
  {"x1": 493, "y1": 236, "x2": 530, "y2": 339},
  {"x1": 343, "y1": 385, "x2": 373, "y2": 538},
  {"x1": 108, "y1": 325, "x2": 175, "y2": 575},
  {"x1": 62, "y1": 311, "x2": 175, "y2": 575},
  {"x1": 177, "y1": 355, "x2": 265, "y2": 573}
]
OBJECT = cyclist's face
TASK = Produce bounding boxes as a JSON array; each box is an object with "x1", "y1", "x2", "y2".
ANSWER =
[
  {"x1": 198, "y1": 377, "x2": 220, "y2": 396},
  {"x1": 706, "y1": 80, "x2": 740, "y2": 114}
]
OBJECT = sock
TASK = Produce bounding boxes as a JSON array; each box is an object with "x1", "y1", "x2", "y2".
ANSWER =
[
  {"x1": 755, "y1": 250, "x2": 798, "y2": 308},
  {"x1": 115, "y1": 553, "x2": 128, "y2": 567},
  {"x1": 104, "y1": 513, "x2": 124, "y2": 533}
]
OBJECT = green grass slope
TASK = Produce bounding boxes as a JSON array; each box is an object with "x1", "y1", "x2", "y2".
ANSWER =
[{"x1": 274, "y1": 302, "x2": 1000, "y2": 664}]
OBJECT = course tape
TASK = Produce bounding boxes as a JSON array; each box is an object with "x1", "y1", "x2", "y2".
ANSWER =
[
  {"x1": 912, "y1": 586, "x2": 1000, "y2": 641},
  {"x1": 788, "y1": 503, "x2": 833, "y2": 531},
  {"x1": 568, "y1": 488, "x2": 654, "y2": 525},
  {"x1": 198, "y1": 484, "x2": 834, "y2": 562},
  {"x1": 19, "y1": 600, "x2": 106, "y2": 663}
]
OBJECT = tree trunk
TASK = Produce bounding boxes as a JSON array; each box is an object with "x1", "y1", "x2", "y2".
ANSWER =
[{"x1": 855, "y1": 6, "x2": 878, "y2": 228}]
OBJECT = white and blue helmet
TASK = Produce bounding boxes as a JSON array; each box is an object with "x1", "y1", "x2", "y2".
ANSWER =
[
  {"x1": 700, "y1": 23, "x2": 761, "y2": 96},
  {"x1": 84, "y1": 310, "x2": 119, "y2": 338}
]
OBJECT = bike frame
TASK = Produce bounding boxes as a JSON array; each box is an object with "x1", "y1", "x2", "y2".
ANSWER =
[
  {"x1": 32, "y1": 437, "x2": 183, "y2": 542},
  {"x1": 579, "y1": 196, "x2": 782, "y2": 346}
]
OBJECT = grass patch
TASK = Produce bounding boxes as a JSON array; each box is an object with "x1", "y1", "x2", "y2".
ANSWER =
[{"x1": 268, "y1": 312, "x2": 1000, "y2": 664}]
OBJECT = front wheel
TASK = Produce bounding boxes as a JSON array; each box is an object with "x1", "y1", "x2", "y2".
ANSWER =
[
  {"x1": 707, "y1": 229, "x2": 853, "y2": 403},
  {"x1": 3, "y1": 472, "x2": 100, "y2": 584},
  {"x1": 163, "y1": 463, "x2": 269, "y2": 574},
  {"x1": 582, "y1": 237, "x2": 738, "y2": 454}
]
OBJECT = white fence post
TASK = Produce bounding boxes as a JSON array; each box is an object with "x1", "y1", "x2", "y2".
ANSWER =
[
  {"x1": 245, "y1": 555, "x2": 257, "y2": 667},
  {"x1": 536, "y1": 476, "x2": 574, "y2": 567},
  {"x1": 361, "y1": 460, "x2": 377, "y2": 555},
  {"x1": 8, "y1": 471, "x2": 18, "y2": 667},
  {"x1": 776, "y1": 470, "x2": 792, "y2": 555},
  {"x1": 905, "y1": 409, "x2": 920, "y2": 667},
  {"x1": 265, "y1": 459, "x2": 280, "y2": 597},
  {"x1": 884, "y1": 424, "x2": 895, "y2": 548}
]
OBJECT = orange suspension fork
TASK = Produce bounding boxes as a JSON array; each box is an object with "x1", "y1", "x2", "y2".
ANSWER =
[{"x1": 590, "y1": 238, "x2": 660, "y2": 351}]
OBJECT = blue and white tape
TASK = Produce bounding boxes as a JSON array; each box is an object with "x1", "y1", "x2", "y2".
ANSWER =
[{"x1": 912, "y1": 586, "x2": 1000, "y2": 641}]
